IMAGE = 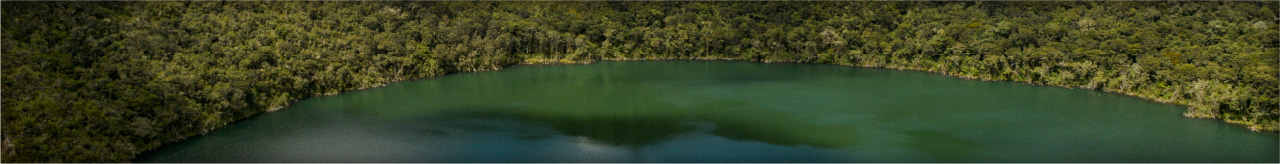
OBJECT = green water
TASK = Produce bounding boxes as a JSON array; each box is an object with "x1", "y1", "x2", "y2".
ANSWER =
[{"x1": 137, "y1": 61, "x2": 1278, "y2": 162}]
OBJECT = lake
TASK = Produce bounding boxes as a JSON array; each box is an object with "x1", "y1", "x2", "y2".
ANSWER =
[{"x1": 136, "y1": 61, "x2": 1278, "y2": 162}]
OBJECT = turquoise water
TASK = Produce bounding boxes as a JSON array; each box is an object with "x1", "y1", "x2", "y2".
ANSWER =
[{"x1": 137, "y1": 61, "x2": 1278, "y2": 162}]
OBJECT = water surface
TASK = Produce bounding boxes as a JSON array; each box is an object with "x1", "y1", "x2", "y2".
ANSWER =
[{"x1": 138, "y1": 61, "x2": 1279, "y2": 162}]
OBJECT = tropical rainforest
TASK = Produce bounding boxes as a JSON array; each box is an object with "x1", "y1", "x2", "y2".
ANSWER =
[{"x1": 1, "y1": 1, "x2": 1276, "y2": 162}]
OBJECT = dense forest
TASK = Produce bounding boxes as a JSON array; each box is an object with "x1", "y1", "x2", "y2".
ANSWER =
[{"x1": 1, "y1": 1, "x2": 1276, "y2": 162}]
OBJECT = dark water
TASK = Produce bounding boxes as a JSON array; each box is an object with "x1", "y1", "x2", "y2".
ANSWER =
[{"x1": 137, "y1": 61, "x2": 1278, "y2": 162}]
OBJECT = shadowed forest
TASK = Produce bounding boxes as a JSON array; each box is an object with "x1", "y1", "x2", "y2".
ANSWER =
[{"x1": 1, "y1": 1, "x2": 1276, "y2": 162}]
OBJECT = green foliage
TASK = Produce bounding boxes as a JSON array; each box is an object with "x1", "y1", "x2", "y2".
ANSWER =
[{"x1": 2, "y1": 1, "x2": 1277, "y2": 162}]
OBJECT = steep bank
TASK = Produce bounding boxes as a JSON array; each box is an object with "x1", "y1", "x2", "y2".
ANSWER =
[{"x1": 2, "y1": 1, "x2": 1276, "y2": 162}]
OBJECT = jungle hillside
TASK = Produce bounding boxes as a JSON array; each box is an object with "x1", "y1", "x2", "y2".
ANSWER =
[{"x1": 2, "y1": 1, "x2": 1277, "y2": 162}]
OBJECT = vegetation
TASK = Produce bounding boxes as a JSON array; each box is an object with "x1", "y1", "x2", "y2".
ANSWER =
[{"x1": 2, "y1": 1, "x2": 1276, "y2": 162}]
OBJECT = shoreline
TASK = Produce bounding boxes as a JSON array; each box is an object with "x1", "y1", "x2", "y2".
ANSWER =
[{"x1": 518, "y1": 57, "x2": 1274, "y2": 132}]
